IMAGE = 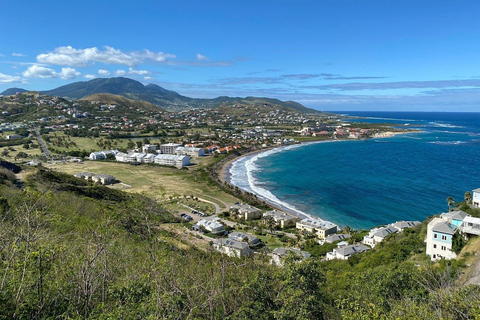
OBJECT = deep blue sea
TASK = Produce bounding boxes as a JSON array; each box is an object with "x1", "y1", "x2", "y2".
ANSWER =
[{"x1": 229, "y1": 112, "x2": 480, "y2": 229}]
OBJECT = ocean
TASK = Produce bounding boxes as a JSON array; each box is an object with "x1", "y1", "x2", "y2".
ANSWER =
[{"x1": 228, "y1": 112, "x2": 480, "y2": 230}]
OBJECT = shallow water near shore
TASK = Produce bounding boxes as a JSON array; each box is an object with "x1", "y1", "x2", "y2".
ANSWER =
[{"x1": 229, "y1": 112, "x2": 480, "y2": 229}]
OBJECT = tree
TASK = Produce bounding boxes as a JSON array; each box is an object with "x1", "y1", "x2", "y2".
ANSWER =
[
  {"x1": 1, "y1": 149, "x2": 9, "y2": 157},
  {"x1": 452, "y1": 230, "x2": 466, "y2": 254},
  {"x1": 263, "y1": 215, "x2": 276, "y2": 234},
  {"x1": 464, "y1": 191, "x2": 473, "y2": 205},
  {"x1": 127, "y1": 140, "x2": 135, "y2": 150},
  {"x1": 446, "y1": 196, "x2": 455, "y2": 211}
]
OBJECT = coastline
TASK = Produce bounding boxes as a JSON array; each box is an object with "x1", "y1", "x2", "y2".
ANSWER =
[{"x1": 218, "y1": 130, "x2": 416, "y2": 223}]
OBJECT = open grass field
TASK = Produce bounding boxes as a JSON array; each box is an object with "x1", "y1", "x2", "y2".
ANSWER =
[{"x1": 46, "y1": 160, "x2": 239, "y2": 211}]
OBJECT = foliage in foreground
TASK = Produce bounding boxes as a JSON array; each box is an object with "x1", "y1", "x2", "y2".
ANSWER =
[{"x1": 0, "y1": 168, "x2": 478, "y2": 319}]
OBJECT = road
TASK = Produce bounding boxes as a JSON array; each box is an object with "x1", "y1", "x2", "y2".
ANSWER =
[{"x1": 33, "y1": 127, "x2": 51, "y2": 160}]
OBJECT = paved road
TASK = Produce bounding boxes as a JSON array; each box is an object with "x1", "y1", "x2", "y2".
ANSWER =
[{"x1": 33, "y1": 127, "x2": 51, "y2": 160}]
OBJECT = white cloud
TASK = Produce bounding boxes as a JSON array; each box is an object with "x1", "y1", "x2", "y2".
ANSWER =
[
  {"x1": 98, "y1": 69, "x2": 110, "y2": 76},
  {"x1": 0, "y1": 53, "x2": 5, "y2": 57},
  {"x1": 12, "y1": 52, "x2": 27, "y2": 57},
  {"x1": 115, "y1": 69, "x2": 127, "y2": 76},
  {"x1": 23, "y1": 64, "x2": 81, "y2": 80},
  {"x1": 196, "y1": 53, "x2": 208, "y2": 61},
  {"x1": 128, "y1": 67, "x2": 150, "y2": 75},
  {"x1": 144, "y1": 76, "x2": 154, "y2": 81},
  {"x1": 59, "y1": 67, "x2": 81, "y2": 79},
  {"x1": 84, "y1": 74, "x2": 96, "y2": 79},
  {"x1": 0, "y1": 72, "x2": 22, "y2": 83},
  {"x1": 36, "y1": 46, "x2": 176, "y2": 67}
]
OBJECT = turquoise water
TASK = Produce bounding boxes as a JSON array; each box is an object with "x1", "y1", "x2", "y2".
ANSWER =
[{"x1": 229, "y1": 112, "x2": 480, "y2": 229}]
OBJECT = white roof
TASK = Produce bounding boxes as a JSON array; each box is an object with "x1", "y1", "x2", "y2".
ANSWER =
[
  {"x1": 299, "y1": 218, "x2": 337, "y2": 230},
  {"x1": 463, "y1": 216, "x2": 480, "y2": 224},
  {"x1": 155, "y1": 154, "x2": 188, "y2": 160}
]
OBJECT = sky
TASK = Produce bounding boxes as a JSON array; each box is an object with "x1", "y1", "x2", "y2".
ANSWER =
[{"x1": 1, "y1": 0, "x2": 480, "y2": 111}]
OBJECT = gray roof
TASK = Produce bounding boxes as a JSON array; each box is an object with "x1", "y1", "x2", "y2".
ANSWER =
[
  {"x1": 325, "y1": 233, "x2": 351, "y2": 243},
  {"x1": 390, "y1": 221, "x2": 421, "y2": 230},
  {"x1": 214, "y1": 238, "x2": 249, "y2": 250},
  {"x1": 373, "y1": 227, "x2": 398, "y2": 238},
  {"x1": 473, "y1": 188, "x2": 480, "y2": 193},
  {"x1": 228, "y1": 232, "x2": 260, "y2": 245},
  {"x1": 272, "y1": 247, "x2": 311, "y2": 260},
  {"x1": 432, "y1": 221, "x2": 457, "y2": 235},
  {"x1": 441, "y1": 210, "x2": 468, "y2": 221},
  {"x1": 335, "y1": 244, "x2": 370, "y2": 257}
]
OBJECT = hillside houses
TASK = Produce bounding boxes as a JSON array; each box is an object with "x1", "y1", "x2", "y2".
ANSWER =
[
  {"x1": 263, "y1": 210, "x2": 297, "y2": 228},
  {"x1": 362, "y1": 220, "x2": 421, "y2": 248},
  {"x1": 74, "y1": 172, "x2": 116, "y2": 185},
  {"x1": 326, "y1": 244, "x2": 371, "y2": 261}
]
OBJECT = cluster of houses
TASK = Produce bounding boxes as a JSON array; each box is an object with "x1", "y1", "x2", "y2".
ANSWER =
[
  {"x1": 426, "y1": 209, "x2": 480, "y2": 261},
  {"x1": 88, "y1": 142, "x2": 208, "y2": 169},
  {"x1": 74, "y1": 172, "x2": 116, "y2": 185}
]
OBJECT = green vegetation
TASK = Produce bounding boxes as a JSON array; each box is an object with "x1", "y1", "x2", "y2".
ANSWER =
[{"x1": 0, "y1": 166, "x2": 478, "y2": 319}]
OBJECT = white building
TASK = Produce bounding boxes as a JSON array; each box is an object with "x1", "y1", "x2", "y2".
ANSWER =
[
  {"x1": 175, "y1": 146, "x2": 205, "y2": 157},
  {"x1": 296, "y1": 218, "x2": 338, "y2": 239},
  {"x1": 230, "y1": 203, "x2": 263, "y2": 220},
  {"x1": 196, "y1": 219, "x2": 225, "y2": 234},
  {"x1": 425, "y1": 217, "x2": 458, "y2": 261},
  {"x1": 324, "y1": 233, "x2": 351, "y2": 244},
  {"x1": 212, "y1": 239, "x2": 253, "y2": 258},
  {"x1": 154, "y1": 154, "x2": 190, "y2": 168},
  {"x1": 472, "y1": 188, "x2": 480, "y2": 208},
  {"x1": 362, "y1": 226, "x2": 399, "y2": 248},
  {"x1": 460, "y1": 216, "x2": 480, "y2": 236},
  {"x1": 160, "y1": 143, "x2": 183, "y2": 155},
  {"x1": 228, "y1": 232, "x2": 261, "y2": 248},
  {"x1": 326, "y1": 244, "x2": 370, "y2": 261},
  {"x1": 142, "y1": 144, "x2": 157, "y2": 153}
]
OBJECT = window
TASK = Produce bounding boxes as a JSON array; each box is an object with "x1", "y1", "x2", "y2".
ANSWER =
[
  {"x1": 442, "y1": 235, "x2": 447, "y2": 241},
  {"x1": 433, "y1": 244, "x2": 437, "y2": 249},
  {"x1": 434, "y1": 234, "x2": 437, "y2": 239},
  {"x1": 441, "y1": 246, "x2": 446, "y2": 251}
]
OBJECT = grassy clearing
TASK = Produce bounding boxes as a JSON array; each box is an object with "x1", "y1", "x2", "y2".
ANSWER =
[{"x1": 46, "y1": 161, "x2": 239, "y2": 209}]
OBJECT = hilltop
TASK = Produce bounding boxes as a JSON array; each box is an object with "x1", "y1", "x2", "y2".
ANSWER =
[
  {"x1": 80, "y1": 93, "x2": 162, "y2": 112},
  {"x1": 2, "y1": 77, "x2": 319, "y2": 113}
]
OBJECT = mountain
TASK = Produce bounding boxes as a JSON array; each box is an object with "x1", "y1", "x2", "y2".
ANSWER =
[
  {"x1": 80, "y1": 93, "x2": 162, "y2": 112},
  {"x1": 1, "y1": 87, "x2": 27, "y2": 95},
  {"x1": 3, "y1": 77, "x2": 318, "y2": 113}
]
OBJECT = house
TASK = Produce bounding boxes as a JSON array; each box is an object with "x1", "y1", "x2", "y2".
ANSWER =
[
  {"x1": 296, "y1": 218, "x2": 338, "y2": 239},
  {"x1": 115, "y1": 152, "x2": 128, "y2": 162},
  {"x1": 212, "y1": 239, "x2": 253, "y2": 258},
  {"x1": 271, "y1": 247, "x2": 311, "y2": 266},
  {"x1": 460, "y1": 216, "x2": 480, "y2": 236},
  {"x1": 441, "y1": 210, "x2": 468, "y2": 227},
  {"x1": 324, "y1": 233, "x2": 351, "y2": 244},
  {"x1": 196, "y1": 219, "x2": 225, "y2": 234},
  {"x1": 263, "y1": 210, "x2": 297, "y2": 228},
  {"x1": 362, "y1": 226, "x2": 399, "y2": 248},
  {"x1": 89, "y1": 151, "x2": 106, "y2": 160},
  {"x1": 74, "y1": 172, "x2": 95, "y2": 181},
  {"x1": 425, "y1": 217, "x2": 457, "y2": 261},
  {"x1": 326, "y1": 244, "x2": 370, "y2": 260},
  {"x1": 5, "y1": 134, "x2": 22, "y2": 140},
  {"x1": 389, "y1": 220, "x2": 421, "y2": 231},
  {"x1": 143, "y1": 153, "x2": 156, "y2": 163},
  {"x1": 228, "y1": 231, "x2": 261, "y2": 248},
  {"x1": 160, "y1": 143, "x2": 182, "y2": 155},
  {"x1": 91, "y1": 174, "x2": 116, "y2": 185},
  {"x1": 473, "y1": 188, "x2": 480, "y2": 208},
  {"x1": 230, "y1": 203, "x2": 263, "y2": 220}
]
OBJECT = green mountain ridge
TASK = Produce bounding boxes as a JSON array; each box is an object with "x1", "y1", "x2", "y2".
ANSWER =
[{"x1": 2, "y1": 77, "x2": 319, "y2": 113}]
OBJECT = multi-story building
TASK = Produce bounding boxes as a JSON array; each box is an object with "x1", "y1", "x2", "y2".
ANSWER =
[{"x1": 425, "y1": 217, "x2": 457, "y2": 261}]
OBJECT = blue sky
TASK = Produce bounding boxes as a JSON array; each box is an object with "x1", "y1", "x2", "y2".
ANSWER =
[{"x1": 1, "y1": 0, "x2": 480, "y2": 111}]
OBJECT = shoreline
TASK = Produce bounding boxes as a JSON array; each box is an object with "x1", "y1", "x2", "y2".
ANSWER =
[{"x1": 218, "y1": 130, "x2": 417, "y2": 223}]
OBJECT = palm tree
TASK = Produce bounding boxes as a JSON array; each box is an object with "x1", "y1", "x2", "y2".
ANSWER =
[
  {"x1": 464, "y1": 191, "x2": 473, "y2": 205},
  {"x1": 264, "y1": 215, "x2": 276, "y2": 234},
  {"x1": 446, "y1": 196, "x2": 455, "y2": 211}
]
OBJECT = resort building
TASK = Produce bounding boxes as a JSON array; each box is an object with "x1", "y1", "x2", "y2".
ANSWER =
[
  {"x1": 74, "y1": 172, "x2": 115, "y2": 185},
  {"x1": 425, "y1": 217, "x2": 457, "y2": 261},
  {"x1": 230, "y1": 203, "x2": 263, "y2": 220},
  {"x1": 212, "y1": 239, "x2": 253, "y2": 258},
  {"x1": 326, "y1": 244, "x2": 370, "y2": 261},
  {"x1": 460, "y1": 216, "x2": 480, "y2": 236},
  {"x1": 271, "y1": 248, "x2": 311, "y2": 266},
  {"x1": 296, "y1": 218, "x2": 338, "y2": 239},
  {"x1": 160, "y1": 143, "x2": 183, "y2": 155},
  {"x1": 263, "y1": 210, "x2": 297, "y2": 229},
  {"x1": 228, "y1": 232, "x2": 261, "y2": 248},
  {"x1": 142, "y1": 144, "x2": 157, "y2": 153},
  {"x1": 195, "y1": 219, "x2": 225, "y2": 234},
  {"x1": 175, "y1": 146, "x2": 205, "y2": 157},
  {"x1": 389, "y1": 220, "x2": 421, "y2": 231},
  {"x1": 154, "y1": 154, "x2": 190, "y2": 168},
  {"x1": 473, "y1": 188, "x2": 480, "y2": 208}
]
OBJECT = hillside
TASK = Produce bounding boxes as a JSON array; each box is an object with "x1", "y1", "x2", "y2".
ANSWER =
[
  {"x1": 0, "y1": 163, "x2": 479, "y2": 319},
  {"x1": 80, "y1": 93, "x2": 163, "y2": 112},
  {"x1": 0, "y1": 87, "x2": 27, "y2": 95},
  {"x1": 36, "y1": 77, "x2": 319, "y2": 113}
]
